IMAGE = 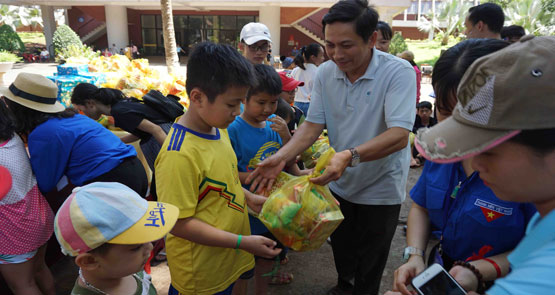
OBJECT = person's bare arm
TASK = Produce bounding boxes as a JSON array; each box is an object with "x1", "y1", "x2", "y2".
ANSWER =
[
  {"x1": 246, "y1": 121, "x2": 324, "y2": 192},
  {"x1": 393, "y1": 203, "x2": 431, "y2": 295},
  {"x1": 310, "y1": 127, "x2": 410, "y2": 185},
  {"x1": 119, "y1": 133, "x2": 140, "y2": 144},
  {"x1": 136, "y1": 119, "x2": 167, "y2": 145},
  {"x1": 170, "y1": 217, "x2": 281, "y2": 258}
]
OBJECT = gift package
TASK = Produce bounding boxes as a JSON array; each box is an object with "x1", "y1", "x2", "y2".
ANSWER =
[{"x1": 258, "y1": 148, "x2": 344, "y2": 251}]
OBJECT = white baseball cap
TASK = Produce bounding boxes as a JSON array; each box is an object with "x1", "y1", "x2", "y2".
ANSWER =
[{"x1": 240, "y1": 22, "x2": 272, "y2": 45}]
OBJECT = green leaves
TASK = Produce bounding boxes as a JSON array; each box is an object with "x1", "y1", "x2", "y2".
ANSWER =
[
  {"x1": 52, "y1": 24, "x2": 83, "y2": 55},
  {"x1": 0, "y1": 24, "x2": 25, "y2": 53}
]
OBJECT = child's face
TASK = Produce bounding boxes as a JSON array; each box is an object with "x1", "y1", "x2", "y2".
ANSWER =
[
  {"x1": 94, "y1": 243, "x2": 153, "y2": 279},
  {"x1": 199, "y1": 86, "x2": 248, "y2": 129},
  {"x1": 417, "y1": 107, "x2": 432, "y2": 121},
  {"x1": 244, "y1": 92, "x2": 279, "y2": 123},
  {"x1": 280, "y1": 89, "x2": 296, "y2": 105}
]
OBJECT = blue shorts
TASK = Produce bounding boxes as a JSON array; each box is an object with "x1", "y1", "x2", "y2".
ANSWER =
[{"x1": 168, "y1": 268, "x2": 254, "y2": 295}]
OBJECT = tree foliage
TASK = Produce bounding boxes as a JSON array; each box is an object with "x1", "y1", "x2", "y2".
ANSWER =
[
  {"x1": 389, "y1": 32, "x2": 408, "y2": 56},
  {"x1": 417, "y1": 0, "x2": 471, "y2": 45},
  {"x1": 0, "y1": 24, "x2": 25, "y2": 52},
  {"x1": 504, "y1": 0, "x2": 554, "y2": 35},
  {"x1": 53, "y1": 24, "x2": 82, "y2": 54}
]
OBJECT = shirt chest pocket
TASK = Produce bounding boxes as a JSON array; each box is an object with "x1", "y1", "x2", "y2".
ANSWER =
[{"x1": 425, "y1": 184, "x2": 448, "y2": 230}]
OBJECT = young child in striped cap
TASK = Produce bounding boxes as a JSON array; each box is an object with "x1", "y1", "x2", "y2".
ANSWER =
[{"x1": 54, "y1": 182, "x2": 179, "y2": 295}]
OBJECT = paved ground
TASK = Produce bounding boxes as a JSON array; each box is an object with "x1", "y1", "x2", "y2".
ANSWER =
[{"x1": 1, "y1": 60, "x2": 436, "y2": 295}]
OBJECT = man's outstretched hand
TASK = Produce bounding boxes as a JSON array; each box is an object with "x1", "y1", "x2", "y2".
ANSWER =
[{"x1": 245, "y1": 154, "x2": 287, "y2": 194}]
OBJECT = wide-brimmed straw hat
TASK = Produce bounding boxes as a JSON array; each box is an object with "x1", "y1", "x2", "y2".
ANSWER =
[{"x1": 0, "y1": 72, "x2": 64, "y2": 113}]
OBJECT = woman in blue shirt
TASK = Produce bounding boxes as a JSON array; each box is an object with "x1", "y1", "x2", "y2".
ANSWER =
[
  {"x1": 1, "y1": 73, "x2": 148, "y2": 197},
  {"x1": 391, "y1": 39, "x2": 536, "y2": 294}
]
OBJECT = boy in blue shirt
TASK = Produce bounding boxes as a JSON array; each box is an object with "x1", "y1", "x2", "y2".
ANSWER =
[{"x1": 228, "y1": 64, "x2": 304, "y2": 293}]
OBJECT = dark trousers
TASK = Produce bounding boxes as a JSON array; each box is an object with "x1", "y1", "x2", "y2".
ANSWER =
[
  {"x1": 86, "y1": 156, "x2": 148, "y2": 198},
  {"x1": 330, "y1": 191, "x2": 401, "y2": 295}
]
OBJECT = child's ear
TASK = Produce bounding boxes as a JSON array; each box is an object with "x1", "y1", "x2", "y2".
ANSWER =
[
  {"x1": 75, "y1": 253, "x2": 101, "y2": 271},
  {"x1": 477, "y1": 20, "x2": 485, "y2": 32},
  {"x1": 189, "y1": 87, "x2": 205, "y2": 106}
]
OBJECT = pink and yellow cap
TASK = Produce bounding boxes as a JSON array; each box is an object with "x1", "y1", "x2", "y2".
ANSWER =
[{"x1": 54, "y1": 182, "x2": 178, "y2": 256}]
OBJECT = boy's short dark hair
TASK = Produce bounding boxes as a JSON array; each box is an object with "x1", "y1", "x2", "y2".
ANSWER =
[
  {"x1": 274, "y1": 98, "x2": 294, "y2": 122},
  {"x1": 186, "y1": 42, "x2": 257, "y2": 103},
  {"x1": 468, "y1": 3, "x2": 504, "y2": 34},
  {"x1": 501, "y1": 25, "x2": 526, "y2": 40},
  {"x1": 376, "y1": 20, "x2": 392, "y2": 40},
  {"x1": 247, "y1": 64, "x2": 282, "y2": 100},
  {"x1": 322, "y1": 0, "x2": 379, "y2": 43},
  {"x1": 416, "y1": 101, "x2": 433, "y2": 111}
]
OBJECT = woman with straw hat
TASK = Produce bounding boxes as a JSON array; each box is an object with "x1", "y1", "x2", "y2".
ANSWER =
[{"x1": 0, "y1": 73, "x2": 148, "y2": 198}]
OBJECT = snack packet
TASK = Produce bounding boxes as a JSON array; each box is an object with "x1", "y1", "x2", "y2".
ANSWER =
[{"x1": 258, "y1": 148, "x2": 344, "y2": 251}]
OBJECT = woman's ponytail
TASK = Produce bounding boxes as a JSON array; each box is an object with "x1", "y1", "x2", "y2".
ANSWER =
[{"x1": 294, "y1": 46, "x2": 307, "y2": 70}]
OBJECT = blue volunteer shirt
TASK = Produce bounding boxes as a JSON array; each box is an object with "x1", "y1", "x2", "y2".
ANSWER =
[
  {"x1": 28, "y1": 114, "x2": 137, "y2": 193},
  {"x1": 487, "y1": 210, "x2": 555, "y2": 295},
  {"x1": 410, "y1": 161, "x2": 536, "y2": 261},
  {"x1": 228, "y1": 115, "x2": 282, "y2": 234}
]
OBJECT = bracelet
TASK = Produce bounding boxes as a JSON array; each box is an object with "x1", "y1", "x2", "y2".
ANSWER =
[
  {"x1": 235, "y1": 235, "x2": 242, "y2": 250},
  {"x1": 483, "y1": 258, "x2": 502, "y2": 278},
  {"x1": 454, "y1": 260, "x2": 486, "y2": 293}
]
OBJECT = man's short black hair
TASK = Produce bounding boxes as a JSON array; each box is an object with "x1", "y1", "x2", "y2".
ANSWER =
[
  {"x1": 246, "y1": 64, "x2": 282, "y2": 100},
  {"x1": 416, "y1": 101, "x2": 433, "y2": 111},
  {"x1": 468, "y1": 3, "x2": 505, "y2": 34},
  {"x1": 322, "y1": 0, "x2": 379, "y2": 43},
  {"x1": 186, "y1": 42, "x2": 257, "y2": 103},
  {"x1": 501, "y1": 25, "x2": 526, "y2": 39}
]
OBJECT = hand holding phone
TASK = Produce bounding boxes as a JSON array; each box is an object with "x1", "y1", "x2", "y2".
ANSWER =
[{"x1": 411, "y1": 263, "x2": 467, "y2": 295}]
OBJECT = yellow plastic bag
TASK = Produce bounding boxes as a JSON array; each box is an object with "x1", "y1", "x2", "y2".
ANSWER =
[
  {"x1": 300, "y1": 134, "x2": 330, "y2": 169},
  {"x1": 258, "y1": 148, "x2": 344, "y2": 251}
]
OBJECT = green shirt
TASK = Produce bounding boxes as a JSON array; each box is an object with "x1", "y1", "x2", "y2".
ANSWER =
[{"x1": 71, "y1": 271, "x2": 157, "y2": 295}]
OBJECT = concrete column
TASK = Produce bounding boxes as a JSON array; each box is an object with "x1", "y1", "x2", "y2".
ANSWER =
[
  {"x1": 41, "y1": 5, "x2": 56, "y2": 57},
  {"x1": 105, "y1": 5, "x2": 129, "y2": 52},
  {"x1": 259, "y1": 5, "x2": 280, "y2": 56}
]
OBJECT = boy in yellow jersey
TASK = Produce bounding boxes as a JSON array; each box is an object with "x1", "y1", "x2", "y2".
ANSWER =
[{"x1": 155, "y1": 42, "x2": 282, "y2": 295}]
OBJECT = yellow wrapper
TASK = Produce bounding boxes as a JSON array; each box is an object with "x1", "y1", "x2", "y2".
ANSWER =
[{"x1": 259, "y1": 148, "x2": 344, "y2": 251}]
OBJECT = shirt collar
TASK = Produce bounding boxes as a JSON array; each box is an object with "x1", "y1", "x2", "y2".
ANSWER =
[{"x1": 333, "y1": 47, "x2": 381, "y2": 83}]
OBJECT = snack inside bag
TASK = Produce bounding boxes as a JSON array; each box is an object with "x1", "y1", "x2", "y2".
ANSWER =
[
  {"x1": 300, "y1": 134, "x2": 330, "y2": 169},
  {"x1": 258, "y1": 148, "x2": 344, "y2": 251}
]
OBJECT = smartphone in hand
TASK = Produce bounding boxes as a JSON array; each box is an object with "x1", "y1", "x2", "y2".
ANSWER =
[{"x1": 411, "y1": 263, "x2": 467, "y2": 295}]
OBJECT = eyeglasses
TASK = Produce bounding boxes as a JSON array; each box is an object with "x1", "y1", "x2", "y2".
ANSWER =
[{"x1": 247, "y1": 43, "x2": 270, "y2": 53}]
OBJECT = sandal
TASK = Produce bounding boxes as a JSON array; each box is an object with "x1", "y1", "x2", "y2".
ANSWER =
[{"x1": 269, "y1": 272, "x2": 293, "y2": 285}]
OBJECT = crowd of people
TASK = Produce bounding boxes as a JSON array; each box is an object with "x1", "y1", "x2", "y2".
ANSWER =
[{"x1": 0, "y1": 0, "x2": 553, "y2": 295}]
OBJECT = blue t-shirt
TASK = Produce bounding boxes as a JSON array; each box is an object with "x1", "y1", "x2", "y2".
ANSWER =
[
  {"x1": 487, "y1": 211, "x2": 555, "y2": 295},
  {"x1": 410, "y1": 161, "x2": 536, "y2": 261},
  {"x1": 227, "y1": 115, "x2": 282, "y2": 234},
  {"x1": 28, "y1": 114, "x2": 137, "y2": 193}
]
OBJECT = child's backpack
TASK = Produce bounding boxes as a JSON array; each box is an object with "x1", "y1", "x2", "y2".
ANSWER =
[{"x1": 141, "y1": 90, "x2": 185, "y2": 122}]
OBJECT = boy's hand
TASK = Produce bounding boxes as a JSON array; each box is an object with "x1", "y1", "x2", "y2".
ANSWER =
[
  {"x1": 243, "y1": 189, "x2": 268, "y2": 214},
  {"x1": 268, "y1": 116, "x2": 291, "y2": 142},
  {"x1": 240, "y1": 235, "x2": 282, "y2": 259},
  {"x1": 246, "y1": 155, "x2": 286, "y2": 194}
]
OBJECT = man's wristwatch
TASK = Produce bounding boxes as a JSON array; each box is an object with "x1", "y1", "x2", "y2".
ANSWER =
[
  {"x1": 403, "y1": 246, "x2": 424, "y2": 262},
  {"x1": 349, "y1": 148, "x2": 360, "y2": 167}
]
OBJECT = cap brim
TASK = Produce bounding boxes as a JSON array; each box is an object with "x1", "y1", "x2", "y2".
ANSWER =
[
  {"x1": 415, "y1": 116, "x2": 520, "y2": 163},
  {"x1": 243, "y1": 35, "x2": 272, "y2": 45},
  {"x1": 283, "y1": 81, "x2": 304, "y2": 92},
  {"x1": 109, "y1": 201, "x2": 178, "y2": 244},
  {"x1": 1, "y1": 86, "x2": 65, "y2": 113}
]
